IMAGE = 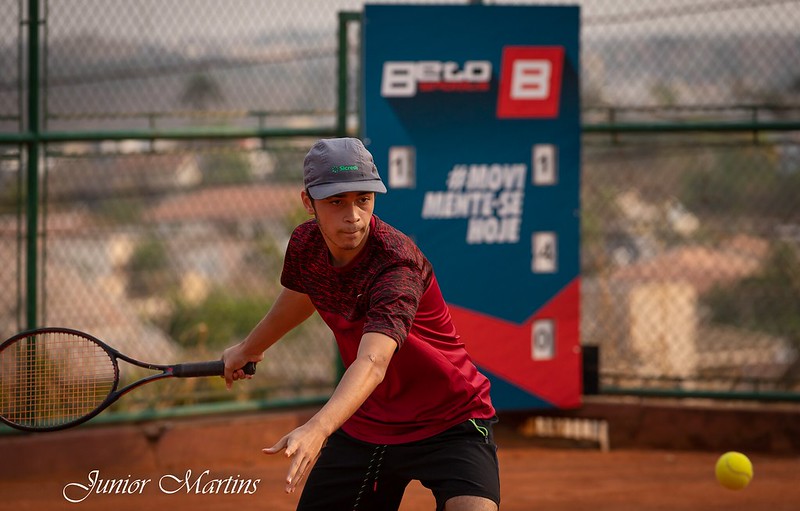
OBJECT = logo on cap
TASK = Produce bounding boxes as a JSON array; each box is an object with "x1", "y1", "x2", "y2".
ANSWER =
[{"x1": 331, "y1": 165, "x2": 359, "y2": 173}]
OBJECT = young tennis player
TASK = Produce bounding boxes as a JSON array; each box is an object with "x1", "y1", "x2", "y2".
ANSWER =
[{"x1": 222, "y1": 137, "x2": 499, "y2": 511}]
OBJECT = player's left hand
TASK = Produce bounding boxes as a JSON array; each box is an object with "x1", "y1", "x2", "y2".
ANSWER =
[{"x1": 263, "y1": 423, "x2": 327, "y2": 493}]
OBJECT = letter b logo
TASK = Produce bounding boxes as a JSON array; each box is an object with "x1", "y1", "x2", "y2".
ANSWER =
[{"x1": 497, "y1": 46, "x2": 564, "y2": 119}]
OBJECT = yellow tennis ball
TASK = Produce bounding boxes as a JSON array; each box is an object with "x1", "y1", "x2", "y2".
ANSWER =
[{"x1": 715, "y1": 451, "x2": 753, "y2": 490}]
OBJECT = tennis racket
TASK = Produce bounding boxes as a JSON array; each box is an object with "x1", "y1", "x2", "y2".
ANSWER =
[{"x1": 0, "y1": 327, "x2": 256, "y2": 432}]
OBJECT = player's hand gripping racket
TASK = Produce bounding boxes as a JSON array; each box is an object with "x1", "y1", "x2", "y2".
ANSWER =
[{"x1": 0, "y1": 327, "x2": 256, "y2": 432}]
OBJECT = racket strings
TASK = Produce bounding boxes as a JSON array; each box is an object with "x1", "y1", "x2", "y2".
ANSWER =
[{"x1": 0, "y1": 331, "x2": 116, "y2": 429}]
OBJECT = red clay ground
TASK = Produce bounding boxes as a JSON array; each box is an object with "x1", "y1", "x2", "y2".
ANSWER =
[{"x1": 1, "y1": 407, "x2": 799, "y2": 511}]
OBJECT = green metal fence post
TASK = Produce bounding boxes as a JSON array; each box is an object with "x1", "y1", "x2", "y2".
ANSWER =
[
  {"x1": 337, "y1": 12, "x2": 362, "y2": 138},
  {"x1": 25, "y1": 0, "x2": 41, "y2": 331},
  {"x1": 336, "y1": 12, "x2": 348, "y2": 137}
]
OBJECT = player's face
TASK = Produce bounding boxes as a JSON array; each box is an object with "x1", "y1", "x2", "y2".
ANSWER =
[{"x1": 302, "y1": 190, "x2": 375, "y2": 266}]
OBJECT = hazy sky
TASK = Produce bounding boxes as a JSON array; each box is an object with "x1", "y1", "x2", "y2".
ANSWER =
[{"x1": 33, "y1": 0, "x2": 800, "y2": 42}]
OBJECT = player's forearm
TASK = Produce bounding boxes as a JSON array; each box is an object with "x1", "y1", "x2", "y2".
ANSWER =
[
  {"x1": 241, "y1": 288, "x2": 315, "y2": 355},
  {"x1": 309, "y1": 358, "x2": 385, "y2": 437},
  {"x1": 308, "y1": 333, "x2": 396, "y2": 437}
]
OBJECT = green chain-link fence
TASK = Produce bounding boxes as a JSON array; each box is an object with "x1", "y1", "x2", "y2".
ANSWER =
[
  {"x1": 574, "y1": 0, "x2": 800, "y2": 398},
  {"x1": 1, "y1": 1, "x2": 799, "y2": 424}
]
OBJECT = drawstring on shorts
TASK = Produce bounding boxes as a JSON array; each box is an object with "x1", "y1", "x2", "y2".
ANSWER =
[
  {"x1": 352, "y1": 443, "x2": 387, "y2": 510},
  {"x1": 469, "y1": 418, "x2": 490, "y2": 443}
]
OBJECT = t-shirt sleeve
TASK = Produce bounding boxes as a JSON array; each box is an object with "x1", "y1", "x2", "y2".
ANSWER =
[
  {"x1": 280, "y1": 227, "x2": 307, "y2": 294},
  {"x1": 363, "y1": 264, "x2": 425, "y2": 349}
]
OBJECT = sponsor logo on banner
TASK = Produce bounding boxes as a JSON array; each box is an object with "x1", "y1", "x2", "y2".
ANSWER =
[
  {"x1": 497, "y1": 46, "x2": 564, "y2": 118},
  {"x1": 379, "y1": 47, "x2": 565, "y2": 119},
  {"x1": 381, "y1": 60, "x2": 492, "y2": 97}
]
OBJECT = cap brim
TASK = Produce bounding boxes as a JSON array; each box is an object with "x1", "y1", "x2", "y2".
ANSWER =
[{"x1": 307, "y1": 180, "x2": 387, "y2": 200}]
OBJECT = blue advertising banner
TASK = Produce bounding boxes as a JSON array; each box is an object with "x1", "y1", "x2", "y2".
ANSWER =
[{"x1": 363, "y1": 4, "x2": 581, "y2": 410}]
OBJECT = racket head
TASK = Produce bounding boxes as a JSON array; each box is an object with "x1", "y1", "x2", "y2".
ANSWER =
[{"x1": 0, "y1": 327, "x2": 120, "y2": 432}]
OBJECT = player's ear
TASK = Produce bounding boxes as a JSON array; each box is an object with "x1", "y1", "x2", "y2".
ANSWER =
[{"x1": 301, "y1": 190, "x2": 316, "y2": 216}]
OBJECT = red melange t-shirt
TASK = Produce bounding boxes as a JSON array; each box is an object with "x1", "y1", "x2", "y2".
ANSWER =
[{"x1": 280, "y1": 215, "x2": 495, "y2": 444}]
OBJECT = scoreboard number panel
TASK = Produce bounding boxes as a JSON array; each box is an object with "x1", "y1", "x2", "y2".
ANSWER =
[
  {"x1": 532, "y1": 232, "x2": 558, "y2": 274},
  {"x1": 388, "y1": 146, "x2": 416, "y2": 189},
  {"x1": 533, "y1": 144, "x2": 558, "y2": 186}
]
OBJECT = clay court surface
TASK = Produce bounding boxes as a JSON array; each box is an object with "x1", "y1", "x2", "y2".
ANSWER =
[{"x1": 1, "y1": 407, "x2": 799, "y2": 511}]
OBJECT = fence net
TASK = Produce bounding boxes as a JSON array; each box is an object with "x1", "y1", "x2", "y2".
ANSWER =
[{"x1": 1, "y1": 1, "x2": 799, "y2": 416}]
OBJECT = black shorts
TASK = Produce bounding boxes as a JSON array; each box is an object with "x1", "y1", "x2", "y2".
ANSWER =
[{"x1": 296, "y1": 418, "x2": 500, "y2": 511}]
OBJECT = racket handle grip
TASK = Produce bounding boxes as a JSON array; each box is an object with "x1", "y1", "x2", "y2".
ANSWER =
[{"x1": 172, "y1": 360, "x2": 257, "y2": 378}]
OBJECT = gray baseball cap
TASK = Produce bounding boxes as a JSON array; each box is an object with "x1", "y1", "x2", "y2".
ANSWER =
[{"x1": 303, "y1": 138, "x2": 387, "y2": 200}]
